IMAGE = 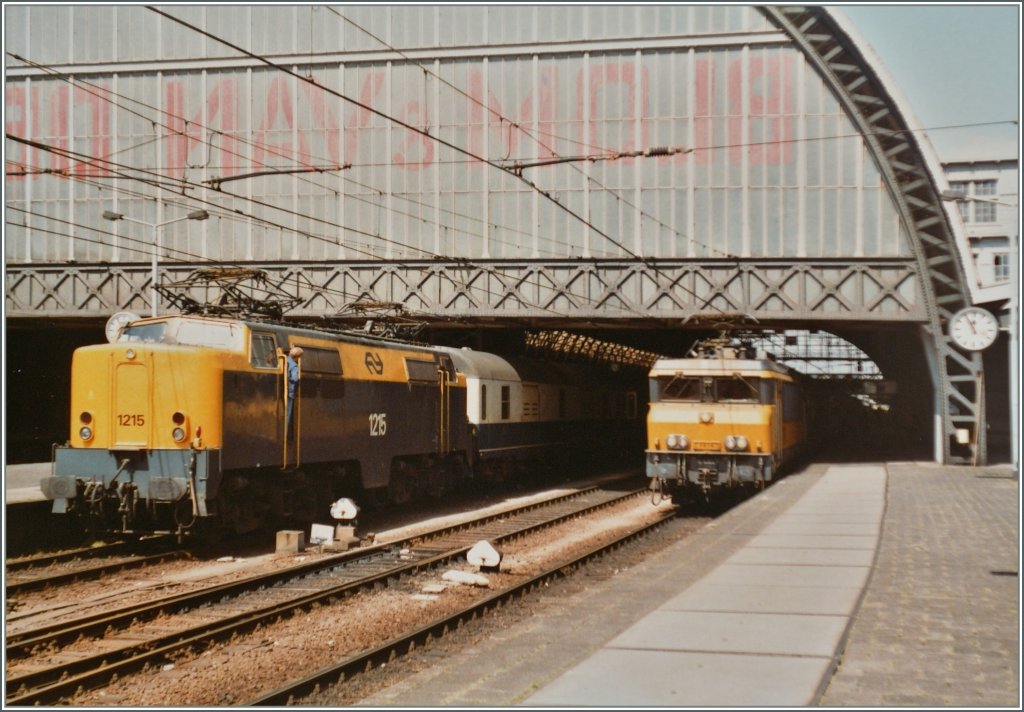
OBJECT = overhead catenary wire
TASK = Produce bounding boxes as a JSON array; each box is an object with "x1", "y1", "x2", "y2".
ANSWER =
[
  {"x1": 4, "y1": 52, "x2": 586, "y2": 261},
  {"x1": 145, "y1": 5, "x2": 654, "y2": 268},
  {"x1": 6, "y1": 143, "x2": 603, "y2": 318},
  {"x1": 6, "y1": 46, "x2": 698, "y2": 318}
]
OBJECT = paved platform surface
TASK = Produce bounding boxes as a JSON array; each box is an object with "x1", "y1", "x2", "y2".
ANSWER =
[
  {"x1": 357, "y1": 461, "x2": 1019, "y2": 708},
  {"x1": 4, "y1": 462, "x2": 51, "y2": 505}
]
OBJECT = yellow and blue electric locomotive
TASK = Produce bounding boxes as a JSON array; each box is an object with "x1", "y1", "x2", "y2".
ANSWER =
[
  {"x1": 41, "y1": 313, "x2": 640, "y2": 537},
  {"x1": 646, "y1": 338, "x2": 806, "y2": 500}
]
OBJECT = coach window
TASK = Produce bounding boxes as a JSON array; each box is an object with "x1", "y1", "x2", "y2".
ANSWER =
[
  {"x1": 501, "y1": 385, "x2": 511, "y2": 420},
  {"x1": 250, "y1": 332, "x2": 279, "y2": 369},
  {"x1": 302, "y1": 347, "x2": 343, "y2": 376},
  {"x1": 480, "y1": 385, "x2": 487, "y2": 421},
  {"x1": 406, "y1": 358, "x2": 437, "y2": 384}
]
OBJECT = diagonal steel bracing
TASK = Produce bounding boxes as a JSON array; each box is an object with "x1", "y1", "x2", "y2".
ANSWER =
[{"x1": 6, "y1": 259, "x2": 922, "y2": 324}]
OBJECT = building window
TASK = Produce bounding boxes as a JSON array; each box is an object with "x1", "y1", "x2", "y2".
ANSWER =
[
  {"x1": 993, "y1": 252, "x2": 1011, "y2": 282},
  {"x1": 949, "y1": 181, "x2": 969, "y2": 220},
  {"x1": 974, "y1": 180, "x2": 997, "y2": 196},
  {"x1": 953, "y1": 179, "x2": 1000, "y2": 223},
  {"x1": 973, "y1": 201, "x2": 996, "y2": 223}
]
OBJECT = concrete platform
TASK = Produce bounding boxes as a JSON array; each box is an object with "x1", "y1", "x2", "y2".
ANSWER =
[
  {"x1": 4, "y1": 462, "x2": 51, "y2": 505},
  {"x1": 357, "y1": 461, "x2": 1019, "y2": 708},
  {"x1": 525, "y1": 464, "x2": 886, "y2": 707}
]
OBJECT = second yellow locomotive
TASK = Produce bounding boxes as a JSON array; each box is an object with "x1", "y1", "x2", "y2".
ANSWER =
[{"x1": 646, "y1": 338, "x2": 806, "y2": 499}]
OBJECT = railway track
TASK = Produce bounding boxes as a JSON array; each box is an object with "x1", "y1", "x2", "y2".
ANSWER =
[
  {"x1": 5, "y1": 485, "x2": 648, "y2": 706},
  {"x1": 5, "y1": 541, "x2": 133, "y2": 572},
  {"x1": 250, "y1": 506, "x2": 678, "y2": 705},
  {"x1": 5, "y1": 537, "x2": 185, "y2": 596}
]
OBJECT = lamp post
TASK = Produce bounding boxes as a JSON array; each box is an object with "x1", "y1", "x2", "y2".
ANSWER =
[
  {"x1": 940, "y1": 189, "x2": 1019, "y2": 471},
  {"x1": 103, "y1": 208, "x2": 209, "y2": 317}
]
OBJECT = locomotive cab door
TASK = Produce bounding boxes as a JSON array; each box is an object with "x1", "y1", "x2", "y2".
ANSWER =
[
  {"x1": 437, "y1": 355, "x2": 456, "y2": 454},
  {"x1": 772, "y1": 379, "x2": 784, "y2": 464},
  {"x1": 282, "y1": 348, "x2": 300, "y2": 470}
]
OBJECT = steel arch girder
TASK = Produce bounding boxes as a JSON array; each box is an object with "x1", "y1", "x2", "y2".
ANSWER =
[{"x1": 762, "y1": 6, "x2": 985, "y2": 465}]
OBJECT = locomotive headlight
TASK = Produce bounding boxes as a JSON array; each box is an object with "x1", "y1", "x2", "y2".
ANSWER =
[
  {"x1": 724, "y1": 435, "x2": 749, "y2": 452},
  {"x1": 171, "y1": 412, "x2": 188, "y2": 442},
  {"x1": 666, "y1": 434, "x2": 689, "y2": 450},
  {"x1": 78, "y1": 411, "x2": 94, "y2": 441},
  {"x1": 125, "y1": 348, "x2": 136, "y2": 360}
]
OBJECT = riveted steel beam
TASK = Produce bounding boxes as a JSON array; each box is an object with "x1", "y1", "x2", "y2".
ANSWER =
[{"x1": 6, "y1": 259, "x2": 923, "y2": 325}]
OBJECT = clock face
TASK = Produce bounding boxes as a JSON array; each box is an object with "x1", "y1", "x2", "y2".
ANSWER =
[
  {"x1": 105, "y1": 311, "x2": 140, "y2": 343},
  {"x1": 949, "y1": 307, "x2": 999, "y2": 352}
]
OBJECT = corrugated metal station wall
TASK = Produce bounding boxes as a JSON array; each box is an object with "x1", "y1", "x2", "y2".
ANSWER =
[{"x1": 4, "y1": 5, "x2": 911, "y2": 267}]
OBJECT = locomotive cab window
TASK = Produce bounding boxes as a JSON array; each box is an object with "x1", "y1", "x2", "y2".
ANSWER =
[
  {"x1": 655, "y1": 375, "x2": 765, "y2": 404},
  {"x1": 177, "y1": 320, "x2": 244, "y2": 350},
  {"x1": 655, "y1": 375, "x2": 702, "y2": 401},
  {"x1": 715, "y1": 376, "x2": 761, "y2": 403},
  {"x1": 120, "y1": 322, "x2": 167, "y2": 344},
  {"x1": 119, "y1": 318, "x2": 244, "y2": 351},
  {"x1": 250, "y1": 332, "x2": 279, "y2": 369}
]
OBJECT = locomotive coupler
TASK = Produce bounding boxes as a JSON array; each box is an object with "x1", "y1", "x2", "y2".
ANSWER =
[
  {"x1": 117, "y1": 482, "x2": 139, "y2": 532},
  {"x1": 697, "y1": 468, "x2": 716, "y2": 496},
  {"x1": 187, "y1": 449, "x2": 201, "y2": 520},
  {"x1": 84, "y1": 479, "x2": 105, "y2": 517}
]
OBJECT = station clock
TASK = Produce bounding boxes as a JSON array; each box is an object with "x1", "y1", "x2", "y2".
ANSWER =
[
  {"x1": 948, "y1": 306, "x2": 999, "y2": 352},
  {"x1": 105, "y1": 311, "x2": 140, "y2": 343}
]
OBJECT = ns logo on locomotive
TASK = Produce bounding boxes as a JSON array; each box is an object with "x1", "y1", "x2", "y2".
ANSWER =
[{"x1": 41, "y1": 312, "x2": 640, "y2": 538}]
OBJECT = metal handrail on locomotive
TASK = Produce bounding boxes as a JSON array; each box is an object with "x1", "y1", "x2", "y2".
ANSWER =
[
  {"x1": 646, "y1": 338, "x2": 807, "y2": 499},
  {"x1": 41, "y1": 314, "x2": 640, "y2": 537}
]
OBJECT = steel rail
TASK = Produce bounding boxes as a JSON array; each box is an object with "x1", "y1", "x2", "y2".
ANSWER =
[
  {"x1": 5, "y1": 485, "x2": 601, "y2": 656},
  {"x1": 4, "y1": 487, "x2": 640, "y2": 706},
  {"x1": 5, "y1": 550, "x2": 190, "y2": 596},
  {"x1": 248, "y1": 508, "x2": 678, "y2": 705},
  {"x1": 5, "y1": 541, "x2": 132, "y2": 572}
]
